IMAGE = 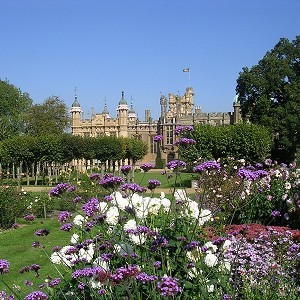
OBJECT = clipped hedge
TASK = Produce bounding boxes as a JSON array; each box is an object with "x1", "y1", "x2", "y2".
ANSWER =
[{"x1": 180, "y1": 123, "x2": 273, "y2": 164}]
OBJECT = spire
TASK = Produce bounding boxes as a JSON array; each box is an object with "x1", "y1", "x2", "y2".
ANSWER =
[
  {"x1": 72, "y1": 87, "x2": 81, "y2": 107},
  {"x1": 118, "y1": 91, "x2": 128, "y2": 105},
  {"x1": 102, "y1": 97, "x2": 111, "y2": 118},
  {"x1": 117, "y1": 91, "x2": 129, "y2": 111},
  {"x1": 128, "y1": 96, "x2": 137, "y2": 119}
]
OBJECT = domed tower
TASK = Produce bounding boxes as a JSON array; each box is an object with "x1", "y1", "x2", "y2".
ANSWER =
[
  {"x1": 117, "y1": 91, "x2": 129, "y2": 137},
  {"x1": 128, "y1": 97, "x2": 137, "y2": 123},
  {"x1": 71, "y1": 92, "x2": 82, "y2": 135},
  {"x1": 233, "y1": 94, "x2": 241, "y2": 123},
  {"x1": 102, "y1": 98, "x2": 111, "y2": 119}
]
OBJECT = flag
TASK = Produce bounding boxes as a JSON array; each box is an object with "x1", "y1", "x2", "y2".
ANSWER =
[{"x1": 183, "y1": 68, "x2": 190, "y2": 72}]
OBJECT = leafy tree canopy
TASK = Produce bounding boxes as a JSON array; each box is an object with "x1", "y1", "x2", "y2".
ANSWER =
[
  {"x1": 236, "y1": 36, "x2": 300, "y2": 162},
  {"x1": 25, "y1": 96, "x2": 71, "y2": 136},
  {"x1": 0, "y1": 79, "x2": 32, "y2": 140}
]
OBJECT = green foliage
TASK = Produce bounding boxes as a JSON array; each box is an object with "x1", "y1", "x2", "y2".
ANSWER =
[
  {"x1": 0, "y1": 80, "x2": 33, "y2": 140},
  {"x1": 24, "y1": 96, "x2": 71, "y2": 136},
  {"x1": 0, "y1": 181, "x2": 27, "y2": 229},
  {"x1": 180, "y1": 124, "x2": 273, "y2": 164},
  {"x1": 236, "y1": 35, "x2": 300, "y2": 163}
]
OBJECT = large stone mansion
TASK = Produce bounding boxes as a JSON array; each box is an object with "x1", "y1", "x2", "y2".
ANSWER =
[{"x1": 71, "y1": 87, "x2": 241, "y2": 165}]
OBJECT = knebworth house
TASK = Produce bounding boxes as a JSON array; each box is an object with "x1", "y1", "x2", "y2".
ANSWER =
[{"x1": 71, "y1": 87, "x2": 241, "y2": 166}]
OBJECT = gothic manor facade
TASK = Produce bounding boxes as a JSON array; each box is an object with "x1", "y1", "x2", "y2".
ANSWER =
[{"x1": 71, "y1": 87, "x2": 241, "y2": 165}]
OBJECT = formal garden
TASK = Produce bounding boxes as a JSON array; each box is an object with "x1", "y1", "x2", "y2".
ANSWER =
[{"x1": 0, "y1": 123, "x2": 299, "y2": 300}]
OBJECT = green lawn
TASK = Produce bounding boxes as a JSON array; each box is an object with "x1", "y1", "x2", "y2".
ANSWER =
[{"x1": 0, "y1": 218, "x2": 71, "y2": 295}]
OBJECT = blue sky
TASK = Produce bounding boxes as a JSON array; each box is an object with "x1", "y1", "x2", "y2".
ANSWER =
[{"x1": 1, "y1": 0, "x2": 299, "y2": 120}]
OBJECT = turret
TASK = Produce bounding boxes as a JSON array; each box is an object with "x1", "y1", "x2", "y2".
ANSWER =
[
  {"x1": 233, "y1": 94, "x2": 241, "y2": 123},
  {"x1": 71, "y1": 93, "x2": 82, "y2": 133},
  {"x1": 128, "y1": 98, "x2": 137, "y2": 122},
  {"x1": 102, "y1": 98, "x2": 111, "y2": 119},
  {"x1": 117, "y1": 91, "x2": 129, "y2": 137}
]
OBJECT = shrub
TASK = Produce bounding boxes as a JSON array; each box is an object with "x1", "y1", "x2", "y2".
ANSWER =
[{"x1": 0, "y1": 181, "x2": 27, "y2": 229}]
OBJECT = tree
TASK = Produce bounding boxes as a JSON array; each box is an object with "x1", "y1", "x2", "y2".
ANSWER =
[
  {"x1": 0, "y1": 79, "x2": 33, "y2": 140},
  {"x1": 25, "y1": 96, "x2": 71, "y2": 136},
  {"x1": 236, "y1": 36, "x2": 300, "y2": 162}
]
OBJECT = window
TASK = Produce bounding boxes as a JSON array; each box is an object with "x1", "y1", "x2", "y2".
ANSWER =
[
  {"x1": 150, "y1": 136, "x2": 157, "y2": 154},
  {"x1": 166, "y1": 125, "x2": 173, "y2": 145}
]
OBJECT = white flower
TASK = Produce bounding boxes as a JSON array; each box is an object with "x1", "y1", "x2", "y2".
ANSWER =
[
  {"x1": 132, "y1": 195, "x2": 149, "y2": 219},
  {"x1": 218, "y1": 259, "x2": 231, "y2": 271},
  {"x1": 174, "y1": 189, "x2": 188, "y2": 201},
  {"x1": 203, "y1": 241, "x2": 218, "y2": 253},
  {"x1": 160, "y1": 191, "x2": 166, "y2": 199},
  {"x1": 187, "y1": 267, "x2": 203, "y2": 279},
  {"x1": 70, "y1": 233, "x2": 80, "y2": 244},
  {"x1": 161, "y1": 197, "x2": 171, "y2": 212},
  {"x1": 98, "y1": 201, "x2": 108, "y2": 213},
  {"x1": 123, "y1": 219, "x2": 137, "y2": 231},
  {"x1": 185, "y1": 200, "x2": 199, "y2": 219},
  {"x1": 111, "y1": 191, "x2": 129, "y2": 210},
  {"x1": 106, "y1": 206, "x2": 119, "y2": 225},
  {"x1": 79, "y1": 243, "x2": 94, "y2": 263},
  {"x1": 147, "y1": 197, "x2": 161, "y2": 215},
  {"x1": 285, "y1": 182, "x2": 291, "y2": 190},
  {"x1": 222, "y1": 240, "x2": 232, "y2": 251},
  {"x1": 50, "y1": 245, "x2": 78, "y2": 267},
  {"x1": 207, "y1": 284, "x2": 214, "y2": 293},
  {"x1": 204, "y1": 252, "x2": 218, "y2": 267},
  {"x1": 93, "y1": 257, "x2": 109, "y2": 271},
  {"x1": 73, "y1": 215, "x2": 86, "y2": 227},
  {"x1": 129, "y1": 233, "x2": 146, "y2": 245},
  {"x1": 186, "y1": 247, "x2": 202, "y2": 262},
  {"x1": 199, "y1": 209, "x2": 212, "y2": 226}
]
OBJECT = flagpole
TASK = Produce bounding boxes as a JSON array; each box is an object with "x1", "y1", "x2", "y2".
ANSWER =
[{"x1": 183, "y1": 68, "x2": 190, "y2": 87}]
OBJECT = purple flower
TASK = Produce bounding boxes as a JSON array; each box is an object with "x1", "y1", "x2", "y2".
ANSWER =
[
  {"x1": 140, "y1": 163, "x2": 154, "y2": 172},
  {"x1": 174, "y1": 137, "x2": 196, "y2": 147},
  {"x1": 104, "y1": 195, "x2": 113, "y2": 202},
  {"x1": 60, "y1": 223, "x2": 73, "y2": 231},
  {"x1": 271, "y1": 210, "x2": 281, "y2": 218},
  {"x1": 175, "y1": 125, "x2": 193, "y2": 135},
  {"x1": 120, "y1": 183, "x2": 147, "y2": 193},
  {"x1": 166, "y1": 160, "x2": 187, "y2": 170},
  {"x1": 89, "y1": 173, "x2": 102, "y2": 180},
  {"x1": 82, "y1": 198, "x2": 99, "y2": 217},
  {"x1": 30, "y1": 264, "x2": 41, "y2": 273},
  {"x1": 101, "y1": 253, "x2": 113, "y2": 262},
  {"x1": 24, "y1": 291, "x2": 48, "y2": 300},
  {"x1": 11, "y1": 223, "x2": 19, "y2": 229},
  {"x1": 24, "y1": 280, "x2": 34, "y2": 286},
  {"x1": 237, "y1": 168, "x2": 259, "y2": 181},
  {"x1": 223, "y1": 295, "x2": 232, "y2": 300},
  {"x1": 99, "y1": 175, "x2": 124, "y2": 189},
  {"x1": 32, "y1": 241, "x2": 40, "y2": 248},
  {"x1": 73, "y1": 196, "x2": 82, "y2": 204},
  {"x1": 120, "y1": 165, "x2": 132, "y2": 175},
  {"x1": 57, "y1": 211, "x2": 72, "y2": 223},
  {"x1": 136, "y1": 272, "x2": 158, "y2": 283},
  {"x1": 48, "y1": 183, "x2": 74, "y2": 197},
  {"x1": 48, "y1": 278, "x2": 60, "y2": 287},
  {"x1": 24, "y1": 214, "x2": 36, "y2": 221},
  {"x1": 153, "y1": 261, "x2": 162, "y2": 268},
  {"x1": 153, "y1": 135, "x2": 163, "y2": 142},
  {"x1": 157, "y1": 276, "x2": 181, "y2": 297},
  {"x1": 193, "y1": 161, "x2": 221, "y2": 172},
  {"x1": 34, "y1": 229, "x2": 49, "y2": 236},
  {"x1": 0, "y1": 259, "x2": 10, "y2": 274},
  {"x1": 147, "y1": 179, "x2": 161, "y2": 190}
]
